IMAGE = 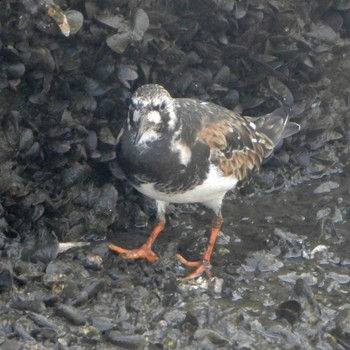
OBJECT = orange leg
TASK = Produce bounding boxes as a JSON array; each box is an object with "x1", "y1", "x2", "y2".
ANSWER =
[
  {"x1": 177, "y1": 215, "x2": 224, "y2": 279},
  {"x1": 109, "y1": 220, "x2": 165, "y2": 262}
]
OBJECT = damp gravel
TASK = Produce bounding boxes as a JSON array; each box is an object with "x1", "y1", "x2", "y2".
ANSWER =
[{"x1": 1, "y1": 173, "x2": 349, "y2": 349}]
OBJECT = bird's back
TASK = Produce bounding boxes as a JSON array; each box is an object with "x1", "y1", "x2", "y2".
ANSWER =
[{"x1": 175, "y1": 99, "x2": 299, "y2": 181}]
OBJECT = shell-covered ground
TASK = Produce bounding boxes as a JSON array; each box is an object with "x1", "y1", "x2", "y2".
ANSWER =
[{"x1": 0, "y1": 0, "x2": 349, "y2": 349}]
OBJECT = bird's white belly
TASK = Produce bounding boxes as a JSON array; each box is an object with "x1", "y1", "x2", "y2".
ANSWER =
[{"x1": 135, "y1": 164, "x2": 238, "y2": 204}]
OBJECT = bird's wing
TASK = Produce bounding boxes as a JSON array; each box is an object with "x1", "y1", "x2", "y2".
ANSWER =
[{"x1": 176, "y1": 99, "x2": 274, "y2": 180}]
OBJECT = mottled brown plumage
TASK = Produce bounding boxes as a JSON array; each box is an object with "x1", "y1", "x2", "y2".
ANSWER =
[
  {"x1": 110, "y1": 84, "x2": 300, "y2": 278},
  {"x1": 198, "y1": 114, "x2": 274, "y2": 179}
]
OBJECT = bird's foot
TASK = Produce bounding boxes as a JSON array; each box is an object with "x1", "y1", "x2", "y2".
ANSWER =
[
  {"x1": 109, "y1": 243, "x2": 158, "y2": 262},
  {"x1": 176, "y1": 254, "x2": 212, "y2": 279}
]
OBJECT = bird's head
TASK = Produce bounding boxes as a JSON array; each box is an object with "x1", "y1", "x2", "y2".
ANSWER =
[{"x1": 127, "y1": 84, "x2": 178, "y2": 144}]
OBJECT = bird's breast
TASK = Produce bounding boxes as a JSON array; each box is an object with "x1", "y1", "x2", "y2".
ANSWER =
[
  {"x1": 135, "y1": 164, "x2": 238, "y2": 204},
  {"x1": 117, "y1": 131, "x2": 211, "y2": 195}
]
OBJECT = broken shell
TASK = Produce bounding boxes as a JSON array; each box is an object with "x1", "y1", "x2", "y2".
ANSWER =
[
  {"x1": 106, "y1": 31, "x2": 132, "y2": 54},
  {"x1": 65, "y1": 10, "x2": 84, "y2": 35},
  {"x1": 60, "y1": 164, "x2": 92, "y2": 188},
  {"x1": 268, "y1": 77, "x2": 294, "y2": 106},
  {"x1": 95, "y1": 12, "x2": 124, "y2": 29},
  {"x1": 132, "y1": 8, "x2": 149, "y2": 41}
]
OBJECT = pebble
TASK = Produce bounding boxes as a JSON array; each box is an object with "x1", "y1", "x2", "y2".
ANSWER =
[
  {"x1": 163, "y1": 309, "x2": 187, "y2": 325},
  {"x1": 11, "y1": 300, "x2": 46, "y2": 313},
  {"x1": 54, "y1": 304, "x2": 86, "y2": 326},
  {"x1": 30, "y1": 327, "x2": 58, "y2": 342},
  {"x1": 193, "y1": 328, "x2": 228, "y2": 347},
  {"x1": 326, "y1": 272, "x2": 350, "y2": 284},
  {"x1": 313, "y1": 181, "x2": 339, "y2": 194},
  {"x1": 28, "y1": 313, "x2": 57, "y2": 329},
  {"x1": 105, "y1": 331, "x2": 147, "y2": 349},
  {"x1": 91, "y1": 317, "x2": 114, "y2": 332}
]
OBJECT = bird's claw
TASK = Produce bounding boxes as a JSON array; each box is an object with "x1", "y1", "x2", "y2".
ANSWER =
[
  {"x1": 109, "y1": 243, "x2": 158, "y2": 262},
  {"x1": 176, "y1": 253, "x2": 212, "y2": 279}
]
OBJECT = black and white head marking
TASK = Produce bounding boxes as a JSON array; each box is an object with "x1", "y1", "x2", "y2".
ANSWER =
[{"x1": 128, "y1": 85, "x2": 178, "y2": 145}]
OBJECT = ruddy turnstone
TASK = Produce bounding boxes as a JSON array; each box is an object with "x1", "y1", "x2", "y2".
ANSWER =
[{"x1": 109, "y1": 84, "x2": 300, "y2": 279}]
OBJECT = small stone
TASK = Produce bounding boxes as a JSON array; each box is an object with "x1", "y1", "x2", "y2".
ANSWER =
[
  {"x1": 316, "y1": 208, "x2": 331, "y2": 220},
  {"x1": 313, "y1": 181, "x2": 339, "y2": 194},
  {"x1": 326, "y1": 272, "x2": 350, "y2": 284},
  {"x1": 54, "y1": 304, "x2": 86, "y2": 326},
  {"x1": 91, "y1": 317, "x2": 114, "y2": 332},
  {"x1": 30, "y1": 327, "x2": 58, "y2": 342},
  {"x1": 0, "y1": 338, "x2": 22, "y2": 350},
  {"x1": 163, "y1": 309, "x2": 186, "y2": 325},
  {"x1": 11, "y1": 300, "x2": 46, "y2": 313},
  {"x1": 106, "y1": 331, "x2": 147, "y2": 349},
  {"x1": 0, "y1": 259, "x2": 13, "y2": 292},
  {"x1": 193, "y1": 328, "x2": 228, "y2": 347}
]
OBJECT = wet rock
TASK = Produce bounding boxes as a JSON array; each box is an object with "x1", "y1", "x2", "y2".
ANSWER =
[
  {"x1": 54, "y1": 304, "x2": 86, "y2": 326},
  {"x1": 333, "y1": 309, "x2": 350, "y2": 346},
  {"x1": 306, "y1": 22, "x2": 339, "y2": 44},
  {"x1": 180, "y1": 312, "x2": 199, "y2": 333},
  {"x1": 13, "y1": 322, "x2": 33, "y2": 341},
  {"x1": 292, "y1": 278, "x2": 316, "y2": 306},
  {"x1": 193, "y1": 328, "x2": 228, "y2": 347},
  {"x1": 127, "y1": 286, "x2": 151, "y2": 312},
  {"x1": 278, "y1": 272, "x2": 318, "y2": 286},
  {"x1": 83, "y1": 253, "x2": 104, "y2": 271},
  {"x1": 28, "y1": 313, "x2": 58, "y2": 329},
  {"x1": 0, "y1": 338, "x2": 22, "y2": 350},
  {"x1": 94, "y1": 184, "x2": 118, "y2": 216},
  {"x1": 11, "y1": 299, "x2": 46, "y2": 313},
  {"x1": 316, "y1": 208, "x2": 332, "y2": 220},
  {"x1": 30, "y1": 327, "x2": 58, "y2": 342},
  {"x1": 221, "y1": 89, "x2": 240, "y2": 109},
  {"x1": 163, "y1": 309, "x2": 186, "y2": 326},
  {"x1": 81, "y1": 325, "x2": 101, "y2": 344},
  {"x1": 60, "y1": 163, "x2": 92, "y2": 188},
  {"x1": 313, "y1": 181, "x2": 340, "y2": 193},
  {"x1": 325, "y1": 272, "x2": 350, "y2": 284},
  {"x1": 21, "y1": 228, "x2": 60, "y2": 264},
  {"x1": 5, "y1": 63, "x2": 26, "y2": 80},
  {"x1": 72, "y1": 279, "x2": 106, "y2": 306},
  {"x1": 241, "y1": 252, "x2": 284, "y2": 273},
  {"x1": 105, "y1": 331, "x2": 147, "y2": 349},
  {"x1": 0, "y1": 259, "x2": 13, "y2": 292},
  {"x1": 91, "y1": 317, "x2": 114, "y2": 332},
  {"x1": 265, "y1": 325, "x2": 300, "y2": 348}
]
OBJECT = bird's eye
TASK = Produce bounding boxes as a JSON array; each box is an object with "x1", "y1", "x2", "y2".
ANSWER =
[{"x1": 158, "y1": 101, "x2": 166, "y2": 112}]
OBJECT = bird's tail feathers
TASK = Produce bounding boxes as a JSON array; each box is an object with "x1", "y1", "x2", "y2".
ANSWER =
[{"x1": 246, "y1": 107, "x2": 300, "y2": 147}]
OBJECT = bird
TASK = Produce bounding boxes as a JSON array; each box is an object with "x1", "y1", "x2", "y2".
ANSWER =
[{"x1": 109, "y1": 84, "x2": 300, "y2": 279}]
